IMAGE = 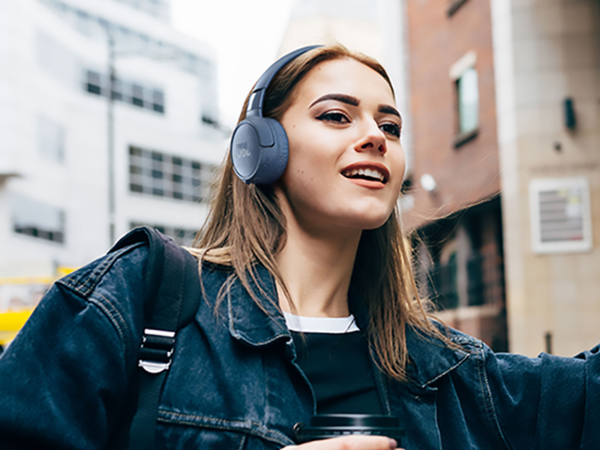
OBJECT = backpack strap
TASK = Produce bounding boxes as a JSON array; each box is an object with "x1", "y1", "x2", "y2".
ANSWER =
[{"x1": 109, "y1": 226, "x2": 200, "y2": 450}]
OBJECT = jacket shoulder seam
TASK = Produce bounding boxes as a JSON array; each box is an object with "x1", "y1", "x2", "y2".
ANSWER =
[
  {"x1": 475, "y1": 345, "x2": 513, "y2": 449},
  {"x1": 58, "y1": 242, "x2": 146, "y2": 298},
  {"x1": 89, "y1": 292, "x2": 131, "y2": 360}
]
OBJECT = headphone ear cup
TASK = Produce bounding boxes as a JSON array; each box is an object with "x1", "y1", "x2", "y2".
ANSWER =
[
  {"x1": 258, "y1": 118, "x2": 289, "y2": 184},
  {"x1": 230, "y1": 46, "x2": 320, "y2": 184},
  {"x1": 230, "y1": 116, "x2": 289, "y2": 185}
]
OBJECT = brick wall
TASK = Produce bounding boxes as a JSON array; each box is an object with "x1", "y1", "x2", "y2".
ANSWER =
[{"x1": 404, "y1": 0, "x2": 500, "y2": 230}]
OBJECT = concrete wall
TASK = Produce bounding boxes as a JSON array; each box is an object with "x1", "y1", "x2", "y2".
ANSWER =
[{"x1": 492, "y1": 0, "x2": 600, "y2": 356}]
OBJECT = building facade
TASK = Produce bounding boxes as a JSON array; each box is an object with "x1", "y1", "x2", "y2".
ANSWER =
[
  {"x1": 0, "y1": 0, "x2": 225, "y2": 303},
  {"x1": 404, "y1": 0, "x2": 508, "y2": 351},
  {"x1": 491, "y1": 0, "x2": 600, "y2": 357},
  {"x1": 405, "y1": 0, "x2": 600, "y2": 357}
]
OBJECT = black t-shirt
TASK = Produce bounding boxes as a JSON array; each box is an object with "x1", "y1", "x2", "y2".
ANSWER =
[{"x1": 286, "y1": 314, "x2": 383, "y2": 414}]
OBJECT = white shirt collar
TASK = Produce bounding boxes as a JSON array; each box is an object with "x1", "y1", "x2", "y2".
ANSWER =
[{"x1": 284, "y1": 312, "x2": 360, "y2": 334}]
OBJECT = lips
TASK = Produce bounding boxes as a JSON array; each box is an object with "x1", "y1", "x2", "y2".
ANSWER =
[{"x1": 341, "y1": 162, "x2": 390, "y2": 184}]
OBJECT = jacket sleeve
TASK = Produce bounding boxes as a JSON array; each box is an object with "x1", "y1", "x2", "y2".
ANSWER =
[
  {"x1": 481, "y1": 342, "x2": 600, "y2": 449},
  {"x1": 0, "y1": 245, "x2": 148, "y2": 450}
]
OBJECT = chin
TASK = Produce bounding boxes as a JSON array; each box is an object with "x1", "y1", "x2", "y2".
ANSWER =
[
  {"x1": 360, "y1": 204, "x2": 396, "y2": 230},
  {"x1": 342, "y1": 211, "x2": 393, "y2": 231},
  {"x1": 363, "y1": 218, "x2": 391, "y2": 231}
]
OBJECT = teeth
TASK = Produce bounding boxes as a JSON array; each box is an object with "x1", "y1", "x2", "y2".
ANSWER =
[{"x1": 344, "y1": 167, "x2": 385, "y2": 182}]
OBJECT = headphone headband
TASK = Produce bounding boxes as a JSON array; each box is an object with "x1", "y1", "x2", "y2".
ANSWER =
[{"x1": 246, "y1": 45, "x2": 322, "y2": 117}]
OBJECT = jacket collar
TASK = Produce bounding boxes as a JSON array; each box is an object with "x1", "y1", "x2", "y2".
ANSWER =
[
  {"x1": 223, "y1": 264, "x2": 470, "y2": 386},
  {"x1": 349, "y1": 285, "x2": 471, "y2": 388},
  {"x1": 225, "y1": 264, "x2": 290, "y2": 347}
]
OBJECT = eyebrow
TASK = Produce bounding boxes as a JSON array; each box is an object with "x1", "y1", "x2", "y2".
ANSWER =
[
  {"x1": 309, "y1": 93, "x2": 401, "y2": 119},
  {"x1": 309, "y1": 93, "x2": 359, "y2": 108},
  {"x1": 378, "y1": 105, "x2": 401, "y2": 118}
]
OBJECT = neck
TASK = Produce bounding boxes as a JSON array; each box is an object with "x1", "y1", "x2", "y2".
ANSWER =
[{"x1": 275, "y1": 213, "x2": 361, "y2": 318}]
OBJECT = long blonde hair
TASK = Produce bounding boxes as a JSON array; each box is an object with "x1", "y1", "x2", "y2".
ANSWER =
[{"x1": 194, "y1": 44, "x2": 444, "y2": 382}]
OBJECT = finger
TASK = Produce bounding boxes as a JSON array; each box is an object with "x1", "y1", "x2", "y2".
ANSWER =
[{"x1": 281, "y1": 435, "x2": 398, "y2": 449}]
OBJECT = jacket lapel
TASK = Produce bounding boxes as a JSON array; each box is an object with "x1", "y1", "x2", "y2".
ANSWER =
[{"x1": 225, "y1": 264, "x2": 290, "y2": 347}]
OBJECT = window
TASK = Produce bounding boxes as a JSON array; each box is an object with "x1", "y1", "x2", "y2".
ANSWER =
[
  {"x1": 130, "y1": 223, "x2": 198, "y2": 246},
  {"x1": 86, "y1": 70, "x2": 102, "y2": 95},
  {"x1": 42, "y1": 0, "x2": 211, "y2": 78},
  {"x1": 128, "y1": 146, "x2": 218, "y2": 203},
  {"x1": 131, "y1": 84, "x2": 145, "y2": 108},
  {"x1": 37, "y1": 114, "x2": 65, "y2": 162},
  {"x1": 529, "y1": 177, "x2": 593, "y2": 254},
  {"x1": 456, "y1": 67, "x2": 479, "y2": 134},
  {"x1": 427, "y1": 252, "x2": 459, "y2": 310},
  {"x1": 152, "y1": 90, "x2": 165, "y2": 113},
  {"x1": 83, "y1": 70, "x2": 165, "y2": 115},
  {"x1": 450, "y1": 51, "x2": 478, "y2": 147},
  {"x1": 13, "y1": 196, "x2": 65, "y2": 243}
]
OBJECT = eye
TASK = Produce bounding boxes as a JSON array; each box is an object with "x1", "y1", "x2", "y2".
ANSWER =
[
  {"x1": 380, "y1": 122, "x2": 401, "y2": 138},
  {"x1": 316, "y1": 112, "x2": 350, "y2": 124}
]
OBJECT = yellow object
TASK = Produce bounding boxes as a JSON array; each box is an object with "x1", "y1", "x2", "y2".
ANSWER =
[
  {"x1": 0, "y1": 266, "x2": 76, "y2": 349},
  {"x1": 0, "y1": 310, "x2": 33, "y2": 347}
]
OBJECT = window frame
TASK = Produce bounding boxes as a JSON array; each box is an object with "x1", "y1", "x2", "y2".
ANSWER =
[
  {"x1": 12, "y1": 196, "x2": 66, "y2": 244},
  {"x1": 128, "y1": 146, "x2": 217, "y2": 203},
  {"x1": 449, "y1": 51, "x2": 479, "y2": 148}
]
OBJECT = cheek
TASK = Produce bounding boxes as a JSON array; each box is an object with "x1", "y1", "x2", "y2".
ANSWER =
[
  {"x1": 280, "y1": 144, "x2": 319, "y2": 192},
  {"x1": 284, "y1": 132, "x2": 335, "y2": 181},
  {"x1": 390, "y1": 150, "x2": 406, "y2": 191},
  {"x1": 284, "y1": 144, "x2": 314, "y2": 181}
]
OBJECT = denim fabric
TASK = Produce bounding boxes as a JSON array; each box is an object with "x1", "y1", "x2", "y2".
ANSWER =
[{"x1": 0, "y1": 243, "x2": 599, "y2": 449}]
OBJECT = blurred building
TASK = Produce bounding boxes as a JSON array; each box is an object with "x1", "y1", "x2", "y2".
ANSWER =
[
  {"x1": 403, "y1": 0, "x2": 507, "y2": 351},
  {"x1": 0, "y1": 0, "x2": 225, "y2": 300},
  {"x1": 404, "y1": 0, "x2": 600, "y2": 357},
  {"x1": 492, "y1": 0, "x2": 600, "y2": 357}
]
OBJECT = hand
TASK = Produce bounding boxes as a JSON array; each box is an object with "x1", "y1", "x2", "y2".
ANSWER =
[{"x1": 281, "y1": 435, "x2": 401, "y2": 450}]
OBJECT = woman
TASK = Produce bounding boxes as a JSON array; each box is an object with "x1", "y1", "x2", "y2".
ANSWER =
[{"x1": 1, "y1": 44, "x2": 599, "y2": 450}]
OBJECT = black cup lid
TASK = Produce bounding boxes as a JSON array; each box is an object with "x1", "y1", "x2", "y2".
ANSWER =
[{"x1": 309, "y1": 414, "x2": 400, "y2": 428}]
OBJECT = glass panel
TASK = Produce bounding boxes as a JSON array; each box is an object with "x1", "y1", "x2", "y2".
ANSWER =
[
  {"x1": 127, "y1": 146, "x2": 218, "y2": 203},
  {"x1": 132, "y1": 84, "x2": 144, "y2": 107},
  {"x1": 12, "y1": 196, "x2": 65, "y2": 243},
  {"x1": 86, "y1": 70, "x2": 102, "y2": 95},
  {"x1": 458, "y1": 68, "x2": 479, "y2": 134}
]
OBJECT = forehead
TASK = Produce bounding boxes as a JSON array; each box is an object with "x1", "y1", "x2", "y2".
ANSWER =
[{"x1": 292, "y1": 57, "x2": 396, "y2": 106}]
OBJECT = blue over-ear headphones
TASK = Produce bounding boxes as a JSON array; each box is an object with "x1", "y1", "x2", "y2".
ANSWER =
[{"x1": 230, "y1": 45, "x2": 322, "y2": 185}]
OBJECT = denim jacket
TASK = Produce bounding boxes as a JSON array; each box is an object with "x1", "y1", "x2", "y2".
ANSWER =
[{"x1": 1, "y1": 242, "x2": 599, "y2": 449}]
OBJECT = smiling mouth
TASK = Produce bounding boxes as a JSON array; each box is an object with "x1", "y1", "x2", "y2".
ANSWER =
[{"x1": 342, "y1": 167, "x2": 388, "y2": 184}]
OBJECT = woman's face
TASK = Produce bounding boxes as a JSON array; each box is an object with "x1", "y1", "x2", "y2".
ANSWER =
[{"x1": 276, "y1": 57, "x2": 405, "y2": 234}]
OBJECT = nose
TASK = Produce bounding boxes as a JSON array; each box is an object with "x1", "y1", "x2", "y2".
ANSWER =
[{"x1": 355, "y1": 120, "x2": 387, "y2": 155}]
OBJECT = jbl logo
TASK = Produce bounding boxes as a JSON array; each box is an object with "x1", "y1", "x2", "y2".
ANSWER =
[{"x1": 235, "y1": 142, "x2": 251, "y2": 158}]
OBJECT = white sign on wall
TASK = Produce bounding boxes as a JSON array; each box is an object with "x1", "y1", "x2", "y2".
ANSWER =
[{"x1": 529, "y1": 177, "x2": 593, "y2": 254}]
